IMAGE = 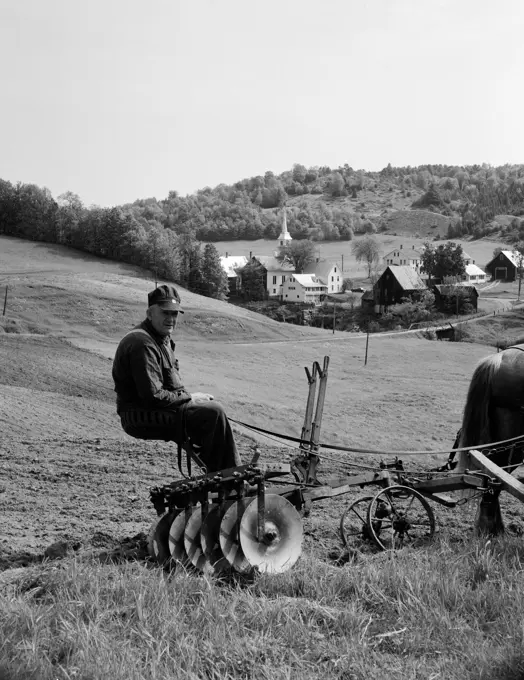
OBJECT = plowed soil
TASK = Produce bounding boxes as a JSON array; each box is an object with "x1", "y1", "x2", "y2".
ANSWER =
[{"x1": 2, "y1": 235, "x2": 524, "y2": 576}]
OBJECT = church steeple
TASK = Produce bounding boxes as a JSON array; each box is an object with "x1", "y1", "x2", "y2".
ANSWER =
[{"x1": 277, "y1": 207, "x2": 292, "y2": 247}]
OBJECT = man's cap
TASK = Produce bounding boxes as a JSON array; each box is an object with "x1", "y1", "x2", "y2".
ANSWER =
[{"x1": 148, "y1": 285, "x2": 184, "y2": 313}]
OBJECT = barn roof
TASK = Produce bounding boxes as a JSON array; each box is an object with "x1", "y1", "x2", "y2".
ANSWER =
[
  {"x1": 302, "y1": 259, "x2": 340, "y2": 280},
  {"x1": 383, "y1": 247, "x2": 422, "y2": 259},
  {"x1": 485, "y1": 250, "x2": 520, "y2": 268},
  {"x1": 465, "y1": 263, "x2": 486, "y2": 277},
  {"x1": 381, "y1": 265, "x2": 426, "y2": 290},
  {"x1": 500, "y1": 250, "x2": 520, "y2": 267},
  {"x1": 291, "y1": 274, "x2": 327, "y2": 289},
  {"x1": 253, "y1": 255, "x2": 295, "y2": 272},
  {"x1": 220, "y1": 255, "x2": 248, "y2": 277},
  {"x1": 434, "y1": 284, "x2": 479, "y2": 298}
]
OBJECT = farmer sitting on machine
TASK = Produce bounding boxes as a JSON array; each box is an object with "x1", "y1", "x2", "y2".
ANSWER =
[{"x1": 112, "y1": 284, "x2": 241, "y2": 472}]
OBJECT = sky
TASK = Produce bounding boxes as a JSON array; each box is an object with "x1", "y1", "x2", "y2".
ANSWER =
[{"x1": 1, "y1": 0, "x2": 523, "y2": 207}]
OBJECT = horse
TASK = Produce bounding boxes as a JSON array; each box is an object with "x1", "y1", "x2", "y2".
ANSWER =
[{"x1": 455, "y1": 344, "x2": 524, "y2": 534}]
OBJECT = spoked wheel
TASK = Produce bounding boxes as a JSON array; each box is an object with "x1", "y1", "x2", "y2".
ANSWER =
[
  {"x1": 367, "y1": 485, "x2": 436, "y2": 551},
  {"x1": 339, "y1": 496, "x2": 374, "y2": 548}
]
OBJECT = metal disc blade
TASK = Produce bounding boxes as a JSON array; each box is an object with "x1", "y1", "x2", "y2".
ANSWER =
[
  {"x1": 239, "y1": 494, "x2": 302, "y2": 573},
  {"x1": 184, "y1": 506, "x2": 210, "y2": 573},
  {"x1": 200, "y1": 502, "x2": 234, "y2": 574},
  {"x1": 147, "y1": 511, "x2": 179, "y2": 565},
  {"x1": 219, "y1": 498, "x2": 253, "y2": 573},
  {"x1": 168, "y1": 510, "x2": 192, "y2": 567},
  {"x1": 147, "y1": 519, "x2": 161, "y2": 561}
]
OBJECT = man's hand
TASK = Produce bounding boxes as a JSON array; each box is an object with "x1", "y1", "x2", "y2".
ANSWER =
[{"x1": 191, "y1": 392, "x2": 214, "y2": 403}]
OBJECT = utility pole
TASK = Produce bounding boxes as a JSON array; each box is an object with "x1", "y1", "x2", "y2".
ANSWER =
[
  {"x1": 2, "y1": 285, "x2": 7, "y2": 316},
  {"x1": 341, "y1": 254, "x2": 344, "y2": 273},
  {"x1": 332, "y1": 302, "x2": 335, "y2": 334},
  {"x1": 364, "y1": 323, "x2": 370, "y2": 366},
  {"x1": 518, "y1": 252, "x2": 523, "y2": 301}
]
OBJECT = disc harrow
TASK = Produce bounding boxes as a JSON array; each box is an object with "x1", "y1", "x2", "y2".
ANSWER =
[
  {"x1": 147, "y1": 355, "x2": 522, "y2": 574},
  {"x1": 149, "y1": 461, "x2": 304, "y2": 574}
]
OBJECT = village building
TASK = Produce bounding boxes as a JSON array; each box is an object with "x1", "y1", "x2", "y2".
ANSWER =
[
  {"x1": 360, "y1": 289, "x2": 375, "y2": 313},
  {"x1": 433, "y1": 284, "x2": 479, "y2": 313},
  {"x1": 372, "y1": 265, "x2": 427, "y2": 313},
  {"x1": 277, "y1": 208, "x2": 292, "y2": 247},
  {"x1": 224, "y1": 208, "x2": 349, "y2": 301},
  {"x1": 282, "y1": 274, "x2": 327, "y2": 305},
  {"x1": 302, "y1": 259, "x2": 343, "y2": 294},
  {"x1": 484, "y1": 250, "x2": 521, "y2": 281},
  {"x1": 463, "y1": 263, "x2": 487, "y2": 284},
  {"x1": 219, "y1": 254, "x2": 248, "y2": 295},
  {"x1": 383, "y1": 244, "x2": 423, "y2": 270},
  {"x1": 249, "y1": 255, "x2": 295, "y2": 298}
]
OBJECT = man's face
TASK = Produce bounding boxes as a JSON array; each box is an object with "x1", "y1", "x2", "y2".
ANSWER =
[{"x1": 147, "y1": 305, "x2": 179, "y2": 336}]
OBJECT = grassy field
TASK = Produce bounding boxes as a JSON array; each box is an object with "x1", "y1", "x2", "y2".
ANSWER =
[
  {"x1": 2, "y1": 539, "x2": 524, "y2": 680},
  {"x1": 1, "y1": 235, "x2": 524, "y2": 679}
]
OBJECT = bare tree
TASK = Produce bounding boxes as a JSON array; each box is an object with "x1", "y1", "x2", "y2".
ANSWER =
[{"x1": 352, "y1": 236, "x2": 381, "y2": 278}]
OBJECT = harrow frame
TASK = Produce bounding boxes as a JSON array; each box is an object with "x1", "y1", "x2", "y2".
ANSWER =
[{"x1": 148, "y1": 355, "x2": 524, "y2": 572}]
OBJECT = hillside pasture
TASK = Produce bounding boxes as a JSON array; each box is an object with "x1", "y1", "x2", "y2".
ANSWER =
[{"x1": 2, "y1": 236, "x2": 524, "y2": 679}]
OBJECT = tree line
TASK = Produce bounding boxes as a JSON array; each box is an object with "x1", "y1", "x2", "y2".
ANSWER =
[
  {"x1": 3, "y1": 161, "x2": 524, "y2": 298},
  {"x1": 0, "y1": 181, "x2": 228, "y2": 299}
]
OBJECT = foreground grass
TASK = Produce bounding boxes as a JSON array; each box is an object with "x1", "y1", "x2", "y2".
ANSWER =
[{"x1": 1, "y1": 538, "x2": 524, "y2": 680}]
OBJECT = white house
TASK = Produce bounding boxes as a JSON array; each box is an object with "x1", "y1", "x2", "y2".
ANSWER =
[
  {"x1": 282, "y1": 274, "x2": 327, "y2": 305},
  {"x1": 463, "y1": 263, "x2": 487, "y2": 284},
  {"x1": 251, "y1": 255, "x2": 295, "y2": 298},
  {"x1": 302, "y1": 259, "x2": 343, "y2": 294},
  {"x1": 219, "y1": 254, "x2": 248, "y2": 294},
  {"x1": 383, "y1": 244, "x2": 423, "y2": 270}
]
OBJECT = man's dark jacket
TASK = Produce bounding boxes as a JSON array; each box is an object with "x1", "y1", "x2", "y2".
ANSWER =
[{"x1": 112, "y1": 319, "x2": 191, "y2": 414}]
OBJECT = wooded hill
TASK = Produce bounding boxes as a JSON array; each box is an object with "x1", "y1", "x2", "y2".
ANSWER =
[{"x1": 1, "y1": 162, "x2": 524, "y2": 295}]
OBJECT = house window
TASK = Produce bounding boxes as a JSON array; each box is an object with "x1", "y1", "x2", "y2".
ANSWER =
[
  {"x1": 273, "y1": 289, "x2": 276, "y2": 294},
  {"x1": 334, "y1": 267, "x2": 337, "y2": 272},
  {"x1": 331, "y1": 276, "x2": 334, "y2": 282},
  {"x1": 285, "y1": 294, "x2": 288, "y2": 298},
  {"x1": 272, "y1": 276, "x2": 277, "y2": 284},
  {"x1": 282, "y1": 276, "x2": 286, "y2": 283}
]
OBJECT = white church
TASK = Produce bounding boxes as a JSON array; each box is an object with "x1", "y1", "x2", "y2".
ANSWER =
[{"x1": 220, "y1": 209, "x2": 344, "y2": 302}]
